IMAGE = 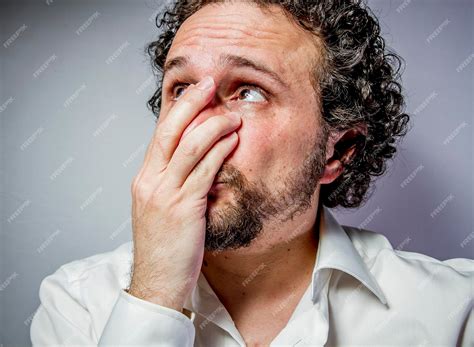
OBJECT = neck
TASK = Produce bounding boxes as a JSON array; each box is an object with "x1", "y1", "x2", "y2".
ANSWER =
[{"x1": 202, "y1": 200, "x2": 321, "y2": 307}]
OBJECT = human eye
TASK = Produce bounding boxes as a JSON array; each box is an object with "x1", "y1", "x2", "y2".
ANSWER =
[
  {"x1": 236, "y1": 85, "x2": 267, "y2": 103},
  {"x1": 171, "y1": 83, "x2": 191, "y2": 101}
]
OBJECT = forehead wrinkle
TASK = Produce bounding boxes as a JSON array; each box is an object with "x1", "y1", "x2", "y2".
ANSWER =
[
  {"x1": 182, "y1": 14, "x2": 289, "y2": 39},
  {"x1": 174, "y1": 5, "x2": 304, "y2": 51},
  {"x1": 169, "y1": 25, "x2": 302, "y2": 79},
  {"x1": 174, "y1": 24, "x2": 286, "y2": 51}
]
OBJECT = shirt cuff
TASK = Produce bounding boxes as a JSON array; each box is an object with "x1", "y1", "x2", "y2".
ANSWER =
[{"x1": 99, "y1": 289, "x2": 195, "y2": 346}]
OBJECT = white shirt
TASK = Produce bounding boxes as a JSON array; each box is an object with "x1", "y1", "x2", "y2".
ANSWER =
[{"x1": 31, "y1": 206, "x2": 474, "y2": 346}]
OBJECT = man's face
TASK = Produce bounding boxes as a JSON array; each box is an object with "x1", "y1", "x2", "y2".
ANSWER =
[{"x1": 160, "y1": 2, "x2": 329, "y2": 251}]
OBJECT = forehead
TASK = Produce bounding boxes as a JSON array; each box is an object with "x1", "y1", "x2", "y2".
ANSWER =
[{"x1": 166, "y1": 2, "x2": 322, "y2": 82}]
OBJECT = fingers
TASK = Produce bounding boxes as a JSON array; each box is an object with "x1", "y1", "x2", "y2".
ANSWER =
[
  {"x1": 144, "y1": 76, "x2": 216, "y2": 174},
  {"x1": 182, "y1": 131, "x2": 239, "y2": 198},
  {"x1": 164, "y1": 113, "x2": 242, "y2": 188}
]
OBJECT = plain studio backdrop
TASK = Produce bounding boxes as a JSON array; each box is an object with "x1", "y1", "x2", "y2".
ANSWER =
[{"x1": 1, "y1": 0, "x2": 473, "y2": 345}]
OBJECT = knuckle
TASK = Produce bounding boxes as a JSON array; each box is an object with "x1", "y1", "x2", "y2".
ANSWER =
[
  {"x1": 131, "y1": 175, "x2": 140, "y2": 193},
  {"x1": 180, "y1": 141, "x2": 200, "y2": 158},
  {"x1": 193, "y1": 160, "x2": 212, "y2": 178},
  {"x1": 157, "y1": 126, "x2": 175, "y2": 142},
  {"x1": 132, "y1": 178, "x2": 154, "y2": 202},
  {"x1": 200, "y1": 165, "x2": 212, "y2": 179},
  {"x1": 131, "y1": 175, "x2": 147, "y2": 197},
  {"x1": 154, "y1": 140, "x2": 168, "y2": 162}
]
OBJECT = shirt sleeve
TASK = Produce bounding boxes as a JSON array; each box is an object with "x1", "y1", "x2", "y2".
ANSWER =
[
  {"x1": 99, "y1": 289, "x2": 195, "y2": 346},
  {"x1": 30, "y1": 266, "x2": 195, "y2": 346}
]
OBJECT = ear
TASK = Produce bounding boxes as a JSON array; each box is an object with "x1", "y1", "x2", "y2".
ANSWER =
[{"x1": 319, "y1": 123, "x2": 367, "y2": 185}]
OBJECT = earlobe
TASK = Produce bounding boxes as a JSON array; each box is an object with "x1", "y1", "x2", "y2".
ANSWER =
[{"x1": 320, "y1": 159, "x2": 344, "y2": 184}]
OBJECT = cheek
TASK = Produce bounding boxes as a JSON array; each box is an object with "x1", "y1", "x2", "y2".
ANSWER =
[
  {"x1": 225, "y1": 93, "x2": 322, "y2": 179},
  {"x1": 228, "y1": 117, "x2": 285, "y2": 176},
  {"x1": 233, "y1": 117, "x2": 318, "y2": 179}
]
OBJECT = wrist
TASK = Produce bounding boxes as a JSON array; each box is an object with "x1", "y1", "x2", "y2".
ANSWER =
[{"x1": 126, "y1": 284, "x2": 184, "y2": 312}]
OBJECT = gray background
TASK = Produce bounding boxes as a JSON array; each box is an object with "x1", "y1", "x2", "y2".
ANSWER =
[{"x1": 1, "y1": 0, "x2": 473, "y2": 345}]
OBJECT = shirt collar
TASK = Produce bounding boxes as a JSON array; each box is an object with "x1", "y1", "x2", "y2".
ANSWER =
[
  {"x1": 313, "y1": 205, "x2": 387, "y2": 305},
  {"x1": 185, "y1": 204, "x2": 388, "y2": 316}
]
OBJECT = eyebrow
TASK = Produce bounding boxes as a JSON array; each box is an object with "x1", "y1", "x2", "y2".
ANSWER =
[{"x1": 163, "y1": 53, "x2": 288, "y2": 89}]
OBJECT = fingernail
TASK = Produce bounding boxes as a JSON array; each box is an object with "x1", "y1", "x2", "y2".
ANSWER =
[{"x1": 196, "y1": 76, "x2": 214, "y2": 91}]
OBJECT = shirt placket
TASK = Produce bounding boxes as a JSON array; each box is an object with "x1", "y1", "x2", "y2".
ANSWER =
[{"x1": 270, "y1": 268, "x2": 332, "y2": 347}]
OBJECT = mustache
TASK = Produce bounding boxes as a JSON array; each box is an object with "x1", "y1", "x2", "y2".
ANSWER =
[{"x1": 215, "y1": 162, "x2": 244, "y2": 186}]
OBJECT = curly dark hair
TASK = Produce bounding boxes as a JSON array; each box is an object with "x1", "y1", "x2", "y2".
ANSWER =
[{"x1": 145, "y1": 0, "x2": 411, "y2": 209}]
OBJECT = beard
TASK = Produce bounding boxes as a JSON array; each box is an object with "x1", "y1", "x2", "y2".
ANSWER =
[{"x1": 204, "y1": 126, "x2": 329, "y2": 252}]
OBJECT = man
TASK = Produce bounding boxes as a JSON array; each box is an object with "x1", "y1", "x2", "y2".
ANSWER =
[{"x1": 31, "y1": 0, "x2": 473, "y2": 346}]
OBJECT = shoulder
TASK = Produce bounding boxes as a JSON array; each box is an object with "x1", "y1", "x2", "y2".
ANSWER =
[
  {"x1": 35, "y1": 241, "x2": 134, "y2": 336},
  {"x1": 343, "y1": 226, "x2": 474, "y2": 289},
  {"x1": 342, "y1": 225, "x2": 473, "y2": 321},
  {"x1": 49, "y1": 241, "x2": 134, "y2": 286},
  {"x1": 39, "y1": 241, "x2": 132, "y2": 313},
  {"x1": 38, "y1": 241, "x2": 133, "y2": 300},
  {"x1": 40, "y1": 241, "x2": 134, "y2": 302},
  {"x1": 342, "y1": 224, "x2": 474, "y2": 277}
]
